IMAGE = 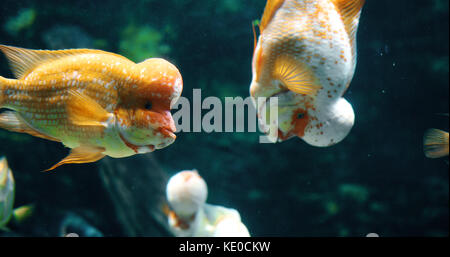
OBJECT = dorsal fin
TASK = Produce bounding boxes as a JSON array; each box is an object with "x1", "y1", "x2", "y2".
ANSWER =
[
  {"x1": 330, "y1": 0, "x2": 365, "y2": 58},
  {"x1": 260, "y1": 0, "x2": 285, "y2": 32},
  {"x1": 0, "y1": 45, "x2": 129, "y2": 79}
]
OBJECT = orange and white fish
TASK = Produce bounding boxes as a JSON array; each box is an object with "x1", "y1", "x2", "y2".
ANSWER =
[
  {"x1": 0, "y1": 45, "x2": 182, "y2": 171},
  {"x1": 250, "y1": 0, "x2": 365, "y2": 146},
  {"x1": 423, "y1": 129, "x2": 449, "y2": 159}
]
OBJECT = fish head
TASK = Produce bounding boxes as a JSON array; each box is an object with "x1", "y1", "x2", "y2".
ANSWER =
[
  {"x1": 258, "y1": 91, "x2": 354, "y2": 147},
  {"x1": 116, "y1": 58, "x2": 183, "y2": 152},
  {"x1": 166, "y1": 170, "x2": 207, "y2": 218}
]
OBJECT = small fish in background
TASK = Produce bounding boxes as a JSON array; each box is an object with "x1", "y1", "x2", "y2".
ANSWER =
[
  {"x1": 0, "y1": 157, "x2": 34, "y2": 230},
  {"x1": 165, "y1": 170, "x2": 250, "y2": 237},
  {"x1": 0, "y1": 157, "x2": 14, "y2": 229},
  {"x1": 423, "y1": 129, "x2": 449, "y2": 159},
  {"x1": 0, "y1": 45, "x2": 183, "y2": 171},
  {"x1": 250, "y1": 0, "x2": 365, "y2": 146}
]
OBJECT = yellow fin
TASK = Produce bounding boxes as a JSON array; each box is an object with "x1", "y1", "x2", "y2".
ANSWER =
[
  {"x1": 0, "y1": 45, "x2": 130, "y2": 79},
  {"x1": 260, "y1": 0, "x2": 285, "y2": 32},
  {"x1": 45, "y1": 145, "x2": 105, "y2": 171},
  {"x1": 331, "y1": 0, "x2": 365, "y2": 57},
  {"x1": 0, "y1": 76, "x2": 6, "y2": 106},
  {"x1": 66, "y1": 90, "x2": 110, "y2": 127},
  {"x1": 273, "y1": 55, "x2": 321, "y2": 96},
  {"x1": 423, "y1": 129, "x2": 449, "y2": 158},
  {"x1": 0, "y1": 111, "x2": 61, "y2": 142}
]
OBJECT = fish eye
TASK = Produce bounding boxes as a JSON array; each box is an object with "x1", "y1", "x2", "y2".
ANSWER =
[
  {"x1": 144, "y1": 101, "x2": 152, "y2": 110},
  {"x1": 297, "y1": 113, "x2": 304, "y2": 119}
]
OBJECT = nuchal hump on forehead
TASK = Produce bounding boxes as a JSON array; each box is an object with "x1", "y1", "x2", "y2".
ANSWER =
[
  {"x1": 250, "y1": 0, "x2": 364, "y2": 146},
  {"x1": 0, "y1": 45, "x2": 183, "y2": 171}
]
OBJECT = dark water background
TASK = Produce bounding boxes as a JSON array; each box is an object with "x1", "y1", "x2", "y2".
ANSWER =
[{"x1": 0, "y1": 0, "x2": 448, "y2": 236}]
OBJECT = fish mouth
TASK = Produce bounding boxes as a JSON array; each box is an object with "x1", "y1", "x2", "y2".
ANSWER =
[
  {"x1": 160, "y1": 127, "x2": 176, "y2": 140},
  {"x1": 258, "y1": 90, "x2": 300, "y2": 141},
  {"x1": 118, "y1": 126, "x2": 176, "y2": 153},
  {"x1": 258, "y1": 90, "x2": 291, "y2": 115},
  {"x1": 119, "y1": 132, "x2": 155, "y2": 154}
]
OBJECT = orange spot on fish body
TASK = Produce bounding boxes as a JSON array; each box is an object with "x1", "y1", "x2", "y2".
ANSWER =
[
  {"x1": 183, "y1": 172, "x2": 194, "y2": 182},
  {"x1": 291, "y1": 108, "x2": 310, "y2": 138},
  {"x1": 168, "y1": 210, "x2": 193, "y2": 230}
]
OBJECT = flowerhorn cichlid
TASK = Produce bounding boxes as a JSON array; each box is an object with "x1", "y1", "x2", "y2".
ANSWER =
[
  {"x1": 165, "y1": 170, "x2": 250, "y2": 237},
  {"x1": 250, "y1": 0, "x2": 365, "y2": 146},
  {"x1": 0, "y1": 45, "x2": 183, "y2": 171}
]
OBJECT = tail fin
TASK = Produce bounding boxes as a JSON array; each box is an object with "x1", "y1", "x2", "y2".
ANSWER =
[
  {"x1": 424, "y1": 128, "x2": 449, "y2": 158},
  {"x1": 0, "y1": 76, "x2": 7, "y2": 107},
  {"x1": 0, "y1": 76, "x2": 4, "y2": 106}
]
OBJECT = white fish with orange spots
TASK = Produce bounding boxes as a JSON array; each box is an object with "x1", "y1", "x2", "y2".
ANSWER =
[
  {"x1": 250, "y1": 0, "x2": 365, "y2": 146},
  {"x1": 0, "y1": 45, "x2": 183, "y2": 171}
]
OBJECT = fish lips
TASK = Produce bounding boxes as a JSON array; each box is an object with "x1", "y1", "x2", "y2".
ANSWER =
[
  {"x1": 160, "y1": 127, "x2": 177, "y2": 140},
  {"x1": 256, "y1": 90, "x2": 305, "y2": 141}
]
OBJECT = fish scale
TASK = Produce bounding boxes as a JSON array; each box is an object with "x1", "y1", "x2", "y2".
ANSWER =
[{"x1": 1, "y1": 56, "x2": 125, "y2": 140}]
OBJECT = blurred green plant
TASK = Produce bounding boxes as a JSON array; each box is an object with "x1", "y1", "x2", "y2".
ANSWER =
[
  {"x1": 432, "y1": 0, "x2": 449, "y2": 13},
  {"x1": 324, "y1": 200, "x2": 339, "y2": 216},
  {"x1": 431, "y1": 56, "x2": 449, "y2": 75},
  {"x1": 339, "y1": 184, "x2": 369, "y2": 203},
  {"x1": 4, "y1": 8, "x2": 36, "y2": 36},
  {"x1": 119, "y1": 24, "x2": 171, "y2": 62},
  {"x1": 219, "y1": 0, "x2": 242, "y2": 13}
]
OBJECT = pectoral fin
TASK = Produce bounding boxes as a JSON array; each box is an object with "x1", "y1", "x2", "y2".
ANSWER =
[
  {"x1": 273, "y1": 55, "x2": 322, "y2": 96},
  {"x1": 0, "y1": 111, "x2": 61, "y2": 142},
  {"x1": 66, "y1": 89, "x2": 111, "y2": 128},
  {"x1": 45, "y1": 145, "x2": 106, "y2": 171}
]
